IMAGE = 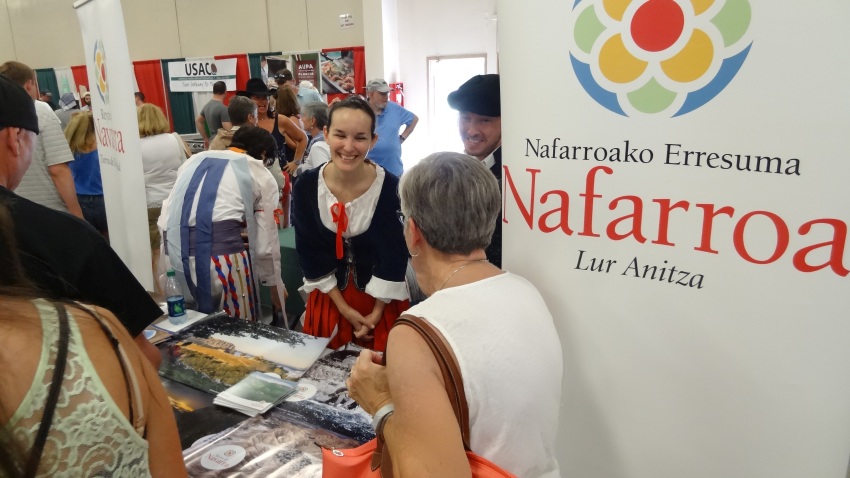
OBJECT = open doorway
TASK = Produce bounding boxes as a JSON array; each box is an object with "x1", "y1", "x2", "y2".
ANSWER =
[{"x1": 427, "y1": 55, "x2": 487, "y2": 155}]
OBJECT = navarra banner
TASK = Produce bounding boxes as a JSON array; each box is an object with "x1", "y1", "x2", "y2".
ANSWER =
[
  {"x1": 497, "y1": 1, "x2": 850, "y2": 477},
  {"x1": 168, "y1": 58, "x2": 237, "y2": 92},
  {"x1": 75, "y1": 0, "x2": 153, "y2": 289}
]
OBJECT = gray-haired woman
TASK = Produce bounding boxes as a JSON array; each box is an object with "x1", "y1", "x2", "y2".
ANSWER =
[{"x1": 347, "y1": 152, "x2": 563, "y2": 477}]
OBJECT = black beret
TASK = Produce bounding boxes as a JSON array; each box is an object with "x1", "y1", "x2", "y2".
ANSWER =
[
  {"x1": 0, "y1": 75, "x2": 38, "y2": 134},
  {"x1": 447, "y1": 74, "x2": 500, "y2": 117}
]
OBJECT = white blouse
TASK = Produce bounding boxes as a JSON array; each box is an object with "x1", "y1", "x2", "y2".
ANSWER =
[
  {"x1": 300, "y1": 163, "x2": 408, "y2": 302},
  {"x1": 140, "y1": 133, "x2": 184, "y2": 208},
  {"x1": 157, "y1": 150, "x2": 282, "y2": 286}
]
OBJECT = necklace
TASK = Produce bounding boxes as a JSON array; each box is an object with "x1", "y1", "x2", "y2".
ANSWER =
[{"x1": 438, "y1": 259, "x2": 489, "y2": 291}]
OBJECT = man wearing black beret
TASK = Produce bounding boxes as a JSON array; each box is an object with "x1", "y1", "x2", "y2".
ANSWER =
[{"x1": 448, "y1": 74, "x2": 503, "y2": 268}]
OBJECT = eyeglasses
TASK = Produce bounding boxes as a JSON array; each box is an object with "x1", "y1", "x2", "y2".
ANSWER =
[{"x1": 397, "y1": 209, "x2": 428, "y2": 237}]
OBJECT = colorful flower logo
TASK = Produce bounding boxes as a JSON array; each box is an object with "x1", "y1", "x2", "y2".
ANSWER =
[
  {"x1": 93, "y1": 40, "x2": 109, "y2": 104},
  {"x1": 570, "y1": 0, "x2": 752, "y2": 117}
]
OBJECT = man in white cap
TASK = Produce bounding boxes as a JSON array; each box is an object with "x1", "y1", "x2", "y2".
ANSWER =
[
  {"x1": 365, "y1": 78, "x2": 418, "y2": 177},
  {"x1": 81, "y1": 90, "x2": 92, "y2": 110}
]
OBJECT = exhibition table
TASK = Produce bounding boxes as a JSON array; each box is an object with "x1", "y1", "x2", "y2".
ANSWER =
[{"x1": 149, "y1": 313, "x2": 372, "y2": 475}]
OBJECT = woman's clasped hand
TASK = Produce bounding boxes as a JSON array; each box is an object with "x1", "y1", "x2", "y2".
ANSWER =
[{"x1": 346, "y1": 349, "x2": 391, "y2": 416}]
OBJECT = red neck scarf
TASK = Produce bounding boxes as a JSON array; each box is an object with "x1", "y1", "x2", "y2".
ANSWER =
[{"x1": 330, "y1": 202, "x2": 349, "y2": 259}]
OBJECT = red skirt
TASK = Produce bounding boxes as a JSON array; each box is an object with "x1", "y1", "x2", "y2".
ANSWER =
[{"x1": 303, "y1": 281, "x2": 409, "y2": 353}]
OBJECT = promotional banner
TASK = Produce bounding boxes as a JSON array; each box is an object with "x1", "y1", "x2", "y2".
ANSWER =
[
  {"x1": 53, "y1": 66, "x2": 78, "y2": 97},
  {"x1": 269, "y1": 52, "x2": 321, "y2": 91},
  {"x1": 497, "y1": 1, "x2": 850, "y2": 477},
  {"x1": 320, "y1": 49, "x2": 357, "y2": 94},
  {"x1": 167, "y1": 58, "x2": 237, "y2": 92},
  {"x1": 295, "y1": 60, "x2": 318, "y2": 88},
  {"x1": 75, "y1": 0, "x2": 153, "y2": 289}
]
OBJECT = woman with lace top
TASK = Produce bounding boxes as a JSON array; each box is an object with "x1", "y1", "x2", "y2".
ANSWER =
[
  {"x1": 0, "y1": 201, "x2": 185, "y2": 477},
  {"x1": 292, "y1": 96, "x2": 409, "y2": 352}
]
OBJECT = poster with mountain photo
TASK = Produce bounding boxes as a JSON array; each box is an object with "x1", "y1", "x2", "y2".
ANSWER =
[
  {"x1": 158, "y1": 315, "x2": 329, "y2": 395},
  {"x1": 276, "y1": 348, "x2": 375, "y2": 443}
]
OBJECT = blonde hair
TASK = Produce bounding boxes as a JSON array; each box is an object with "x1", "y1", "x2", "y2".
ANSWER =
[
  {"x1": 137, "y1": 103, "x2": 170, "y2": 137},
  {"x1": 64, "y1": 111, "x2": 96, "y2": 154}
]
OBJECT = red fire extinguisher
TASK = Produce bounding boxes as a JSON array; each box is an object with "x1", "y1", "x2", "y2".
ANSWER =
[{"x1": 389, "y1": 82, "x2": 404, "y2": 107}]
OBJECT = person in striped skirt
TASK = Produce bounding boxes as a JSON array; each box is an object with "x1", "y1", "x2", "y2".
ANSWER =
[{"x1": 159, "y1": 126, "x2": 285, "y2": 321}]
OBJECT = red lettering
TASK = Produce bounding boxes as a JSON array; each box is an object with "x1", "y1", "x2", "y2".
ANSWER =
[
  {"x1": 503, "y1": 166, "x2": 539, "y2": 229},
  {"x1": 579, "y1": 166, "x2": 612, "y2": 237},
  {"x1": 733, "y1": 211, "x2": 790, "y2": 264},
  {"x1": 501, "y1": 165, "x2": 848, "y2": 277},
  {"x1": 606, "y1": 195, "x2": 646, "y2": 242},
  {"x1": 652, "y1": 199, "x2": 689, "y2": 246},
  {"x1": 793, "y1": 219, "x2": 849, "y2": 276},
  {"x1": 538, "y1": 190, "x2": 573, "y2": 234},
  {"x1": 694, "y1": 203, "x2": 735, "y2": 254}
]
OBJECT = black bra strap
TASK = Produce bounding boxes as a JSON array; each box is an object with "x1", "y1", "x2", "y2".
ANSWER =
[
  {"x1": 24, "y1": 302, "x2": 70, "y2": 478},
  {"x1": 86, "y1": 308, "x2": 137, "y2": 428}
]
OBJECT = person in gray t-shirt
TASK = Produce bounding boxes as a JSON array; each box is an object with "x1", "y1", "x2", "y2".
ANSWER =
[{"x1": 196, "y1": 81, "x2": 232, "y2": 149}]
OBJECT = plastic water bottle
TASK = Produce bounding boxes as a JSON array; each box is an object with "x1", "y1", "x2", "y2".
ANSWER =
[{"x1": 165, "y1": 269, "x2": 187, "y2": 325}]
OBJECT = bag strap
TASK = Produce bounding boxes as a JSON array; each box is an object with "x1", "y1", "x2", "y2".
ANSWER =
[
  {"x1": 394, "y1": 314, "x2": 472, "y2": 450},
  {"x1": 173, "y1": 132, "x2": 190, "y2": 159},
  {"x1": 24, "y1": 302, "x2": 71, "y2": 478},
  {"x1": 78, "y1": 304, "x2": 145, "y2": 435}
]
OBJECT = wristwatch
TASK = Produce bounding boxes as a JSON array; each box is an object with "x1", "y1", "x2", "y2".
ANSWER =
[{"x1": 399, "y1": 135, "x2": 406, "y2": 142}]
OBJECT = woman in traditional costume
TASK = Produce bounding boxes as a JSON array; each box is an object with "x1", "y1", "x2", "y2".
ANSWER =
[{"x1": 292, "y1": 96, "x2": 409, "y2": 352}]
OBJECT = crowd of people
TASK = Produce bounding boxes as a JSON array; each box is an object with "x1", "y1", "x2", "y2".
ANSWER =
[{"x1": 0, "y1": 55, "x2": 562, "y2": 477}]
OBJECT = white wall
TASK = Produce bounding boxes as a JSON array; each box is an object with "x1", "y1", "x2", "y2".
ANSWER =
[
  {"x1": 125, "y1": 0, "x2": 181, "y2": 60},
  {"x1": 268, "y1": 0, "x2": 310, "y2": 52},
  {"x1": 0, "y1": 0, "x2": 364, "y2": 68},
  {"x1": 304, "y1": 0, "x2": 365, "y2": 50},
  {"x1": 395, "y1": 0, "x2": 498, "y2": 170},
  {"x1": 0, "y1": 0, "x2": 16, "y2": 62},
  {"x1": 362, "y1": 0, "x2": 385, "y2": 80}
]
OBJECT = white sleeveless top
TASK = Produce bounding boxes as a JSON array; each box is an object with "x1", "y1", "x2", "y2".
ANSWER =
[
  {"x1": 140, "y1": 133, "x2": 184, "y2": 208},
  {"x1": 1, "y1": 299, "x2": 150, "y2": 477},
  {"x1": 406, "y1": 272, "x2": 563, "y2": 478}
]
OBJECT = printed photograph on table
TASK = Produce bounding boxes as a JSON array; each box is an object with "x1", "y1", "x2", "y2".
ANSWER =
[
  {"x1": 182, "y1": 407, "x2": 360, "y2": 477},
  {"x1": 213, "y1": 371, "x2": 298, "y2": 417},
  {"x1": 276, "y1": 348, "x2": 375, "y2": 443},
  {"x1": 158, "y1": 315, "x2": 329, "y2": 395}
]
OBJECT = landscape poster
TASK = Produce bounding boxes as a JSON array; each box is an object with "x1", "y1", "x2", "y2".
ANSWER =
[
  {"x1": 159, "y1": 315, "x2": 330, "y2": 395},
  {"x1": 276, "y1": 348, "x2": 375, "y2": 443},
  {"x1": 182, "y1": 407, "x2": 360, "y2": 478}
]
